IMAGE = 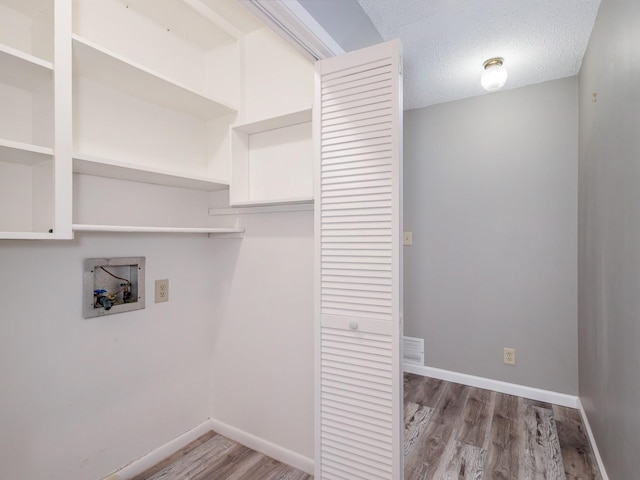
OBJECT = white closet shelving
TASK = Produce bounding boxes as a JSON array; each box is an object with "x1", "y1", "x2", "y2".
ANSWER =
[
  {"x1": 230, "y1": 108, "x2": 313, "y2": 206},
  {"x1": 69, "y1": 0, "x2": 241, "y2": 232},
  {"x1": 1, "y1": 0, "x2": 315, "y2": 238},
  {"x1": 0, "y1": 0, "x2": 57, "y2": 238}
]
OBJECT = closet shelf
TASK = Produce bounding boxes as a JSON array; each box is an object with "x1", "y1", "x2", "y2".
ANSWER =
[
  {"x1": 72, "y1": 35, "x2": 238, "y2": 120},
  {"x1": 72, "y1": 224, "x2": 244, "y2": 236},
  {"x1": 229, "y1": 197, "x2": 314, "y2": 208},
  {"x1": 230, "y1": 108, "x2": 314, "y2": 206},
  {"x1": 73, "y1": 154, "x2": 229, "y2": 191},
  {"x1": 232, "y1": 108, "x2": 312, "y2": 134},
  {"x1": 0, "y1": 231, "x2": 54, "y2": 240},
  {"x1": 0, "y1": 139, "x2": 53, "y2": 166},
  {"x1": 0, "y1": 43, "x2": 53, "y2": 91}
]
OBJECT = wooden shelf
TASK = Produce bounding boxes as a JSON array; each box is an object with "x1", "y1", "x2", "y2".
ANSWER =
[
  {"x1": 72, "y1": 224, "x2": 244, "y2": 236},
  {"x1": 0, "y1": 139, "x2": 53, "y2": 166},
  {"x1": 73, "y1": 154, "x2": 229, "y2": 192},
  {"x1": 72, "y1": 35, "x2": 237, "y2": 120},
  {"x1": 0, "y1": 43, "x2": 53, "y2": 91}
]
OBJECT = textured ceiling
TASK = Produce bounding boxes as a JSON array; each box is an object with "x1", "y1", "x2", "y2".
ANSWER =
[{"x1": 358, "y1": 0, "x2": 601, "y2": 110}]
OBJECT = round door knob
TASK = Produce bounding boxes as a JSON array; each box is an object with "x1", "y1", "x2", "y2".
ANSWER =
[{"x1": 349, "y1": 321, "x2": 358, "y2": 330}]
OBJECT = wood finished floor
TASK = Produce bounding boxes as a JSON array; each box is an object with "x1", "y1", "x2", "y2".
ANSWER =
[
  {"x1": 404, "y1": 373, "x2": 602, "y2": 480},
  {"x1": 132, "y1": 374, "x2": 602, "y2": 479},
  {"x1": 131, "y1": 431, "x2": 312, "y2": 480}
]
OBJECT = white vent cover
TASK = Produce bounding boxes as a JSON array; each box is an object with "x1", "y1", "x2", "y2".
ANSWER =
[{"x1": 403, "y1": 336, "x2": 424, "y2": 365}]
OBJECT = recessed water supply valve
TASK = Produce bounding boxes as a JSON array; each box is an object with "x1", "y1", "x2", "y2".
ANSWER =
[
  {"x1": 83, "y1": 257, "x2": 146, "y2": 318},
  {"x1": 94, "y1": 289, "x2": 113, "y2": 310}
]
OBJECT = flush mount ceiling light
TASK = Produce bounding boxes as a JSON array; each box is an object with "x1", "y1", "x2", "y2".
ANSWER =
[{"x1": 481, "y1": 57, "x2": 507, "y2": 92}]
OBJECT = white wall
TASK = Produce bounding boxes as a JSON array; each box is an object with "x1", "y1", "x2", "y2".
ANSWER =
[
  {"x1": 403, "y1": 77, "x2": 579, "y2": 394},
  {"x1": 208, "y1": 205, "x2": 315, "y2": 462},
  {"x1": 0, "y1": 233, "x2": 219, "y2": 480},
  {"x1": 578, "y1": 2, "x2": 640, "y2": 478},
  {"x1": 200, "y1": 27, "x2": 315, "y2": 464}
]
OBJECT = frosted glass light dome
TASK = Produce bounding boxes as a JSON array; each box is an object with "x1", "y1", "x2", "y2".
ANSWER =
[{"x1": 481, "y1": 58, "x2": 507, "y2": 92}]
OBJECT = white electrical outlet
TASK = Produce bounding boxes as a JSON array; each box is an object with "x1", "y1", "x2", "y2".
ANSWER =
[
  {"x1": 403, "y1": 232, "x2": 413, "y2": 245},
  {"x1": 155, "y1": 279, "x2": 169, "y2": 303},
  {"x1": 504, "y1": 348, "x2": 516, "y2": 365}
]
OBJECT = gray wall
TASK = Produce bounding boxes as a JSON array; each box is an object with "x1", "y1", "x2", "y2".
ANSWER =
[
  {"x1": 578, "y1": 1, "x2": 640, "y2": 478},
  {"x1": 404, "y1": 77, "x2": 579, "y2": 394}
]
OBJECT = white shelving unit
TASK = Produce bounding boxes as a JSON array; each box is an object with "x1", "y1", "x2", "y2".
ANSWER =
[
  {"x1": 1, "y1": 0, "x2": 315, "y2": 238},
  {"x1": 69, "y1": 0, "x2": 243, "y2": 232},
  {"x1": 230, "y1": 108, "x2": 313, "y2": 206},
  {"x1": 0, "y1": 0, "x2": 61, "y2": 238}
]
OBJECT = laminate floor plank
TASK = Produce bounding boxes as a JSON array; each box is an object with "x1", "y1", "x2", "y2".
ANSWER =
[
  {"x1": 219, "y1": 450, "x2": 265, "y2": 480},
  {"x1": 518, "y1": 402, "x2": 566, "y2": 480},
  {"x1": 432, "y1": 440, "x2": 485, "y2": 480},
  {"x1": 130, "y1": 431, "x2": 218, "y2": 480},
  {"x1": 483, "y1": 392, "x2": 521, "y2": 480},
  {"x1": 404, "y1": 381, "x2": 471, "y2": 479},
  {"x1": 145, "y1": 435, "x2": 237, "y2": 480},
  {"x1": 404, "y1": 372, "x2": 446, "y2": 406},
  {"x1": 190, "y1": 443, "x2": 258, "y2": 480},
  {"x1": 456, "y1": 387, "x2": 495, "y2": 449},
  {"x1": 552, "y1": 404, "x2": 603, "y2": 480},
  {"x1": 404, "y1": 401, "x2": 434, "y2": 456}
]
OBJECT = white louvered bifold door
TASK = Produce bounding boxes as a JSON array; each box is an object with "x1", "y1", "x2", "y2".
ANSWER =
[{"x1": 314, "y1": 39, "x2": 403, "y2": 480}]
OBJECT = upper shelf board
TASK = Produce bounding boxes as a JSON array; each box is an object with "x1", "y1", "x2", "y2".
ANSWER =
[
  {"x1": 72, "y1": 35, "x2": 237, "y2": 120},
  {"x1": 232, "y1": 108, "x2": 313, "y2": 134},
  {"x1": 0, "y1": 139, "x2": 53, "y2": 166},
  {"x1": 0, "y1": 44, "x2": 52, "y2": 91},
  {"x1": 73, "y1": 154, "x2": 230, "y2": 192}
]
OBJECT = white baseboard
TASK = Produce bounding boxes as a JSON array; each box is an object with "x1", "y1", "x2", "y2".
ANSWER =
[
  {"x1": 577, "y1": 398, "x2": 610, "y2": 480},
  {"x1": 208, "y1": 418, "x2": 314, "y2": 475},
  {"x1": 404, "y1": 363, "x2": 579, "y2": 408},
  {"x1": 102, "y1": 418, "x2": 314, "y2": 479},
  {"x1": 101, "y1": 420, "x2": 213, "y2": 480}
]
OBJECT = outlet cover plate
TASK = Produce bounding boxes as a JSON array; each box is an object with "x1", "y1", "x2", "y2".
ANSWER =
[
  {"x1": 504, "y1": 347, "x2": 516, "y2": 365},
  {"x1": 155, "y1": 279, "x2": 169, "y2": 303}
]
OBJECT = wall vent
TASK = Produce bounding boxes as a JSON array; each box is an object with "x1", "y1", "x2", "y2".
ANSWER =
[{"x1": 403, "y1": 336, "x2": 424, "y2": 365}]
